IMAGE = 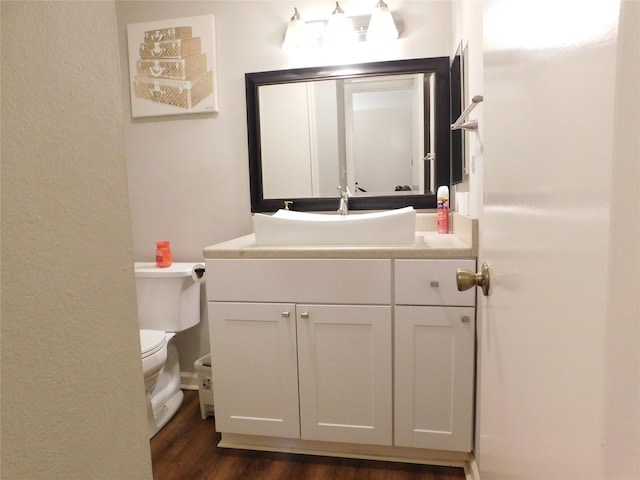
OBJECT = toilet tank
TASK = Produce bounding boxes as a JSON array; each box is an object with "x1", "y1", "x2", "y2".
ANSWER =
[{"x1": 134, "y1": 262, "x2": 201, "y2": 332}]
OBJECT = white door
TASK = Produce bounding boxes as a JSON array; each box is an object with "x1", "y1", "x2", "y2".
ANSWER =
[
  {"x1": 476, "y1": 2, "x2": 639, "y2": 479},
  {"x1": 343, "y1": 75, "x2": 423, "y2": 194},
  {"x1": 296, "y1": 304, "x2": 392, "y2": 446}
]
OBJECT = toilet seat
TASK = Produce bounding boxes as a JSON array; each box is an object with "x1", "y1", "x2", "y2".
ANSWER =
[{"x1": 140, "y1": 329, "x2": 167, "y2": 359}]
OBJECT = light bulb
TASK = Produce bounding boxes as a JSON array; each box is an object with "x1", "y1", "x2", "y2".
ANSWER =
[
  {"x1": 283, "y1": 8, "x2": 308, "y2": 50},
  {"x1": 325, "y1": 2, "x2": 356, "y2": 48},
  {"x1": 366, "y1": 0, "x2": 398, "y2": 43}
]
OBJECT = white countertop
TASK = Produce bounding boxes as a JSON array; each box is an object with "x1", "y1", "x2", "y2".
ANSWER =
[{"x1": 203, "y1": 213, "x2": 477, "y2": 260}]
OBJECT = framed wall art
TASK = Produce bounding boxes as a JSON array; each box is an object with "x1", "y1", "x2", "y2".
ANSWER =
[{"x1": 127, "y1": 15, "x2": 218, "y2": 118}]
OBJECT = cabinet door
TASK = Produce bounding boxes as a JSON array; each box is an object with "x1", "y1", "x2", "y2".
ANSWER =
[
  {"x1": 394, "y1": 306, "x2": 475, "y2": 452},
  {"x1": 209, "y1": 302, "x2": 300, "y2": 438},
  {"x1": 297, "y1": 304, "x2": 392, "y2": 446}
]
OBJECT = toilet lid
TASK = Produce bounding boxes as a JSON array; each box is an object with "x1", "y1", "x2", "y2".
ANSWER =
[{"x1": 139, "y1": 329, "x2": 166, "y2": 358}]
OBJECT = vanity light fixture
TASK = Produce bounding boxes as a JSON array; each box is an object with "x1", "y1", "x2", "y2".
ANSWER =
[
  {"x1": 325, "y1": 2, "x2": 357, "y2": 48},
  {"x1": 366, "y1": 0, "x2": 399, "y2": 43},
  {"x1": 281, "y1": 1, "x2": 403, "y2": 50},
  {"x1": 283, "y1": 8, "x2": 308, "y2": 50}
]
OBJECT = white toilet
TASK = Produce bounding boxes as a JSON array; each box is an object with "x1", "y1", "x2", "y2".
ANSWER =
[{"x1": 135, "y1": 262, "x2": 201, "y2": 438}]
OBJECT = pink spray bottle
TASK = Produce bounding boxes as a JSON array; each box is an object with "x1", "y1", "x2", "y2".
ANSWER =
[{"x1": 437, "y1": 186, "x2": 449, "y2": 234}]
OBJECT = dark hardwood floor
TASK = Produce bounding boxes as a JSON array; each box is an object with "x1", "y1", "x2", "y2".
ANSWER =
[{"x1": 151, "y1": 390, "x2": 466, "y2": 480}]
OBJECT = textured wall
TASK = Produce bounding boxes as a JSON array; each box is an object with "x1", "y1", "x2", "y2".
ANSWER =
[{"x1": 1, "y1": 2, "x2": 153, "y2": 478}]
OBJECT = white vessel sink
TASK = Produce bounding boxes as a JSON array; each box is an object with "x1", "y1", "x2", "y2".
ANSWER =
[{"x1": 253, "y1": 206, "x2": 416, "y2": 245}]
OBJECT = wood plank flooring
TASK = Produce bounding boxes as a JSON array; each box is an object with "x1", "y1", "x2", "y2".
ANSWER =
[{"x1": 150, "y1": 390, "x2": 466, "y2": 480}]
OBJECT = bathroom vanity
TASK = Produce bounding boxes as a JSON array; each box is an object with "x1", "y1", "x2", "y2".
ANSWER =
[{"x1": 204, "y1": 213, "x2": 478, "y2": 467}]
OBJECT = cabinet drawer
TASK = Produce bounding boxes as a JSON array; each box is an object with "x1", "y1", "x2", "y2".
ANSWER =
[
  {"x1": 394, "y1": 259, "x2": 475, "y2": 306},
  {"x1": 206, "y1": 258, "x2": 391, "y2": 304}
]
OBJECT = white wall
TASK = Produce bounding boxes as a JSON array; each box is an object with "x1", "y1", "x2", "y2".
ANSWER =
[
  {"x1": 1, "y1": 2, "x2": 153, "y2": 479},
  {"x1": 312, "y1": 81, "x2": 342, "y2": 196},
  {"x1": 451, "y1": 0, "x2": 483, "y2": 218},
  {"x1": 115, "y1": 0, "x2": 456, "y2": 377},
  {"x1": 260, "y1": 83, "x2": 315, "y2": 198}
]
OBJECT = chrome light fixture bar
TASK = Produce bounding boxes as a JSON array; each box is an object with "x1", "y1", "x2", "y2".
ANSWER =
[{"x1": 282, "y1": 2, "x2": 404, "y2": 49}]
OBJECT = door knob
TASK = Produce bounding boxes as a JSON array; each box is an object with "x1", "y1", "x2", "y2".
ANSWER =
[{"x1": 456, "y1": 262, "x2": 491, "y2": 296}]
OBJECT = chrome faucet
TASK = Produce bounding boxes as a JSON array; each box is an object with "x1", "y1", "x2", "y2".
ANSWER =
[{"x1": 337, "y1": 185, "x2": 351, "y2": 215}]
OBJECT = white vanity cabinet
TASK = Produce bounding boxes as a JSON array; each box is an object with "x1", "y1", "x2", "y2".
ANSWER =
[
  {"x1": 394, "y1": 259, "x2": 476, "y2": 452},
  {"x1": 207, "y1": 258, "x2": 393, "y2": 446},
  {"x1": 205, "y1": 253, "x2": 477, "y2": 458}
]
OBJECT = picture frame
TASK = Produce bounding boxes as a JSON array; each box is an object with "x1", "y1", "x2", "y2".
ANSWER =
[{"x1": 126, "y1": 15, "x2": 218, "y2": 118}]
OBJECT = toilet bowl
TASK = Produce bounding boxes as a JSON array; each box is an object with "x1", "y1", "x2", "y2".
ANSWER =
[
  {"x1": 140, "y1": 329, "x2": 183, "y2": 437},
  {"x1": 135, "y1": 262, "x2": 201, "y2": 438},
  {"x1": 140, "y1": 329, "x2": 168, "y2": 393}
]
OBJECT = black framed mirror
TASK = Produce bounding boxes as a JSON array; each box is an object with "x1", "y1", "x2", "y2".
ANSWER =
[
  {"x1": 450, "y1": 41, "x2": 465, "y2": 185},
  {"x1": 246, "y1": 57, "x2": 451, "y2": 212}
]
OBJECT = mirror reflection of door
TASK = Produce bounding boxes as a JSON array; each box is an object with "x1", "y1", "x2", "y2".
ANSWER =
[{"x1": 343, "y1": 74, "x2": 426, "y2": 196}]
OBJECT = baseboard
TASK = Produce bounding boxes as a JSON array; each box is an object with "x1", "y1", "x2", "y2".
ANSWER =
[
  {"x1": 222, "y1": 432, "x2": 474, "y2": 466},
  {"x1": 465, "y1": 453, "x2": 480, "y2": 480},
  {"x1": 180, "y1": 371, "x2": 198, "y2": 390},
  {"x1": 217, "y1": 433, "x2": 479, "y2": 478}
]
